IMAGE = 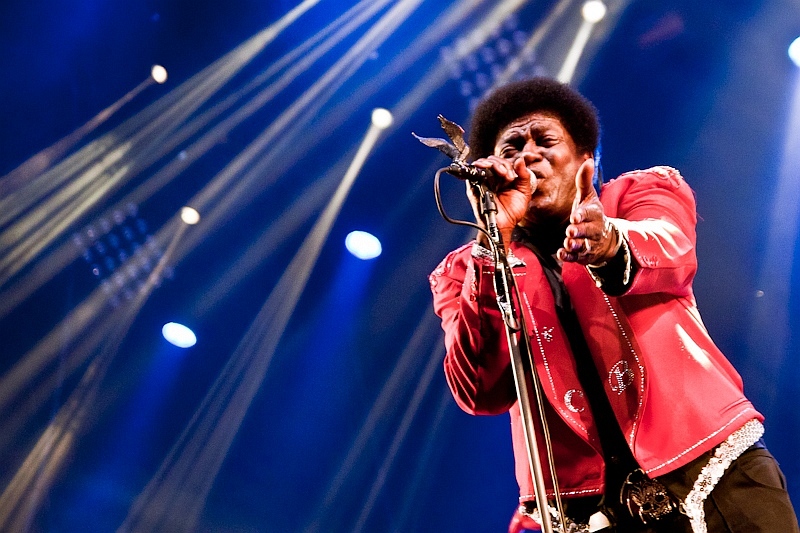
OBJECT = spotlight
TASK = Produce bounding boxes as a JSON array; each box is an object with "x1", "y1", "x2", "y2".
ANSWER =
[
  {"x1": 162, "y1": 322, "x2": 197, "y2": 348},
  {"x1": 180, "y1": 206, "x2": 200, "y2": 225},
  {"x1": 371, "y1": 108, "x2": 393, "y2": 130},
  {"x1": 151, "y1": 64, "x2": 168, "y2": 84},
  {"x1": 345, "y1": 231, "x2": 382, "y2": 260},
  {"x1": 790, "y1": 37, "x2": 800, "y2": 68},
  {"x1": 581, "y1": 1, "x2": 607, "y2": 24}
]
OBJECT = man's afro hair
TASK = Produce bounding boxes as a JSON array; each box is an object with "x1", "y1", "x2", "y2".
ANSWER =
[{"x1": 468, "y1": 77, "x2": 600, "y2": 159}]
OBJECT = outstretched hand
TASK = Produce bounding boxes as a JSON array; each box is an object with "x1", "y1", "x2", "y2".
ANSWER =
[{"x1": 557, "y1": 159, "x2": 618, "y2": 265}]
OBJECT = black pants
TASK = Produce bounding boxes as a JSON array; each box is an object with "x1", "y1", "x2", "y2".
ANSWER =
[{"x1": 637, "y1": 447, "x2": 800, "y2": 533}]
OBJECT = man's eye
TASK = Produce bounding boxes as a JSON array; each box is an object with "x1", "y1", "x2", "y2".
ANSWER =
[
  {"x1": 498, "y1": 136, "x2": 524, "y2": 156},
  {"x1": 499, "y1": 146, "x2": 518, "y2": 157}
]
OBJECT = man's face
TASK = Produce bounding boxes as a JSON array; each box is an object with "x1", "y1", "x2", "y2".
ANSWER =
[{"x1": 493, "y1": 111, "x2": 591, "y2": 226}]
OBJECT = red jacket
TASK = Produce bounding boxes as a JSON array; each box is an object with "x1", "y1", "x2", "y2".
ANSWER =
[{"x1": 429, "y1": 166, "x2": 762, "y2": 501}]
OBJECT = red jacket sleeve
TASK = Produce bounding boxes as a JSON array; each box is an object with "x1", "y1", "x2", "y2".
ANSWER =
[
  {"x1": 601, "y1": 167, "x2": 698, "y2": 297},
  {"x1": 429, "y1": 243, "x2": 517, "y2": 415}
]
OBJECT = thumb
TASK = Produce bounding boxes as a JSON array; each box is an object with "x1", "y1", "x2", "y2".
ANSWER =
[{"x1": 573, "y1": 158, "x2": 596, "y2": 210}]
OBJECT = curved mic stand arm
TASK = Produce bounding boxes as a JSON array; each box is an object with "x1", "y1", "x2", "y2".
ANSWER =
[{"x1": 433, "y1": 169, "x2": 567, "y2": 533}]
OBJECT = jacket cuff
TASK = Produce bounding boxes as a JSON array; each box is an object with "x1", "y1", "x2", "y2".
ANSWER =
[{"x1": 586, "y1": 221, "x2": 636, "y2": 296}]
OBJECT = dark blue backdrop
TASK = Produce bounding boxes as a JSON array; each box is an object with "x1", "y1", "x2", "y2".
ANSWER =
[{"x1": 1, "y1": 1, "x2": 798, "y2": 531}]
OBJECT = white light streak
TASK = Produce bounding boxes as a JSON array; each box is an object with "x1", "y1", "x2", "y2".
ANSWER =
[
  {"x1": 557, "y1": 19, "x2": 596, "y2": 84},
  {"x1": 0, "y1": 0, "x2": 320, "y2": 287},
  {"x1": 496, "y1": 0, "x2": 572, "y2": 86},
  {"x1": 747, "y1": 77, "x2": 800, "y2": 411}
]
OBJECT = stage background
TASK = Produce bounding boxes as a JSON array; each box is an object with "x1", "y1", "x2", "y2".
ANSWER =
[{"x1": 1, "y1": 0, "x2": 798, "y2": 531}]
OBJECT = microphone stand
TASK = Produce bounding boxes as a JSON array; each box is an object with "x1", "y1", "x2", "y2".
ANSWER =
[{"x1": 475, "y1": 182, "x2": 568, "y2": 533}]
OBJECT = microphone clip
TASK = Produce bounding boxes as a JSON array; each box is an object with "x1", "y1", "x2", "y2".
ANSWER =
[{"x1": 445, "y1": 160, "x2": 492, "y2": 183}]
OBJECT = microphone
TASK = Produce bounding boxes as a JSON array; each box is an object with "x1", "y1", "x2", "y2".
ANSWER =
[{"x1": 445, "y1": 161, "x2": 495, "y2": 183}]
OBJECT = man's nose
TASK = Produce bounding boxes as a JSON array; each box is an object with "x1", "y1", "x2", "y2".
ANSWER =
[{"x1": 518, "y1": 148, "x2": 542, "y2": 164}]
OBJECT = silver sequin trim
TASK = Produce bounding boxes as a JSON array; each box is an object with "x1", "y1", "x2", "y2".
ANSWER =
[
  {"x1": 470, "y1": 242, "x2": 525, "y2": 267},
  {"x1": 645, "y1": 411, "x2": 753, "y2": 473},
  {"x1": 682, "y1": 419, "x2": 764, "y2": 533},
  {"x1": 520, "y1": 504, "x2": 590, "y2": 533}
]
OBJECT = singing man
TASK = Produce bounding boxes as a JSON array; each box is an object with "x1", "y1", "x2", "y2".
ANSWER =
[{"x1": 429, "y1": 77, "x2": 799, "y2": 532}]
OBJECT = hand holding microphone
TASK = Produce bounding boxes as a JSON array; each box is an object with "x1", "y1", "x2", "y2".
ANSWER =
[
  {"x1": 413, "y1": 117, "x2": 535, "y2": 249},
  {"x1": 464, "y1": 154, "x2": 537, "y2": 249}
]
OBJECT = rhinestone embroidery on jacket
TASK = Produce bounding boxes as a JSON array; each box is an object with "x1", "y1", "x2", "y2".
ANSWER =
[
  {"x1": 467, "y1": 258, "x2": 477, "y2": 301},
  {"x1": 522, "y1": 292, "x2": 587, "y2": 434},
  {"x1": 645, "y1": 411, "x2": 754, "y2": 474},
  {"x1": 565, "y1": 389, "x2": 585, "y2": 413},
  {"x1": 608, "y1": 360, "x2": 635, "y2": 393},
  {"x1": 602, "y1": 295, "x2": 645, "y2": 447},
  {"x1": 519, "y1": 486, "x2": 601, "y2": 501}
]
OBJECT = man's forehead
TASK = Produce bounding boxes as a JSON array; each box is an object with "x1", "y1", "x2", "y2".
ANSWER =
[{"x1": 498, "y1": 111, "x2": 565, "y2": 136}]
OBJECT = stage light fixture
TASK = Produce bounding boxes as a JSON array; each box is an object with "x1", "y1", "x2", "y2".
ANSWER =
[
  {"x1": 441, "y1": 12, "x2": 547, "y2": 112},
  {"x1": 151, "y1": 65, "x2": 168, "y2": 84},
  {"x1": 162, "y1": 322, "x2": 197, "y2": 348},
  {"x1": 790, "y1": 37, "x2": 800, "y2": 67},
  {"x1": 345, "y1": 230, "x2": 382, "y2": 260},
  {"x1": 181, "y1": 206, "x2": 201, "y2": 225},
  {"x1": 371, "y1": 108, "x2": 393, "y2": 130},
  {"x1": 581, "y1": 1, "x2": 607, "y2": 24}
]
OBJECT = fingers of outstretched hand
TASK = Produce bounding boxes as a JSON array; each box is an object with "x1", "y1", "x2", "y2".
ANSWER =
[
  {"x1": 557, "y1": 245, "x2": 581, "y2": 263},
  {"x1": 562, "y1": 201, "x2": 609, "y2": 265},
  {"x1": 570, "y1": 198, "x2": 603, "y2": 226},
  {"x1": 560, "y1": 216, "x2": 616, "y2": 264},
  {"x1": 558, "y1": 236, "x2": 598, "y2": 263}
]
